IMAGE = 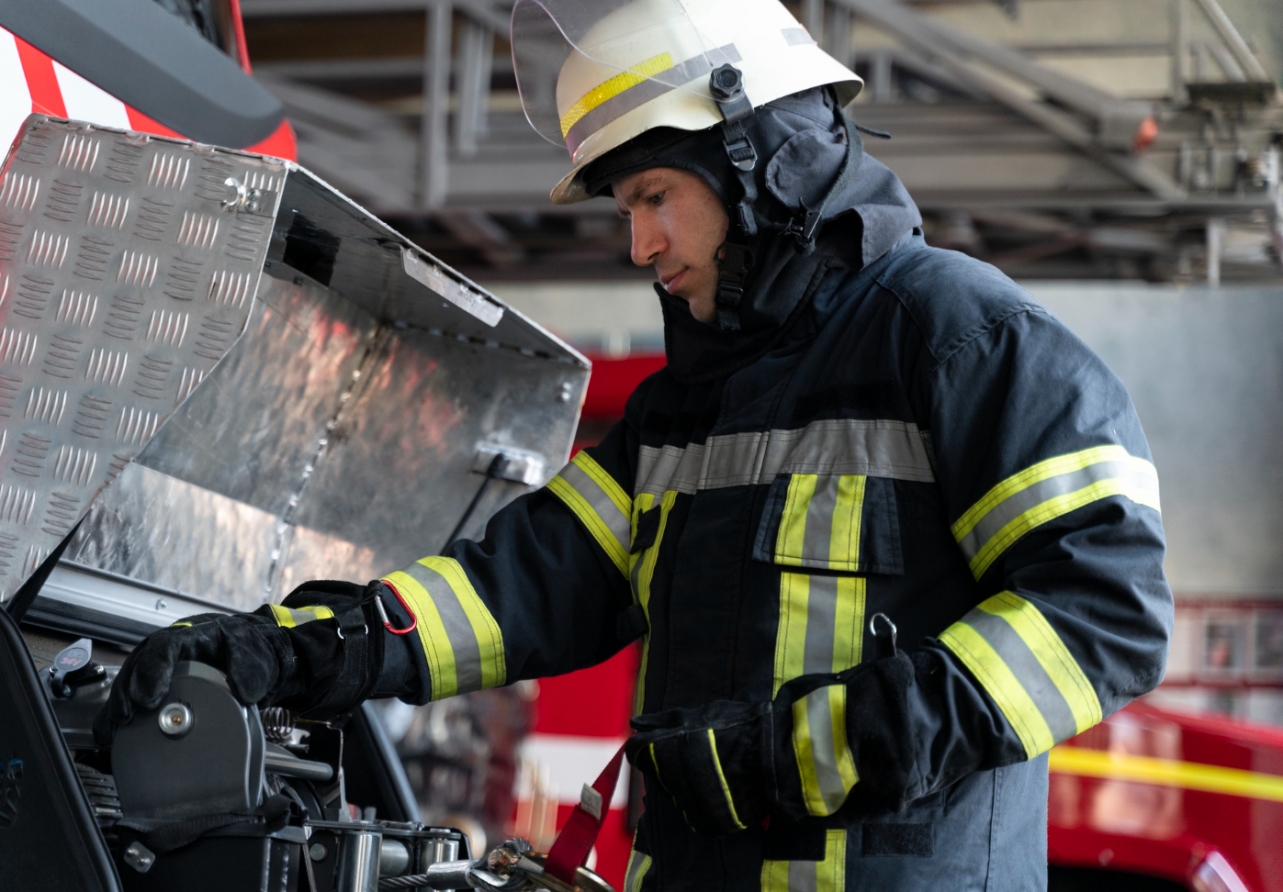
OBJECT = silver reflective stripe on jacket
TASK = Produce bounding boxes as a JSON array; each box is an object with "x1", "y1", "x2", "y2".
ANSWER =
[{"x1": 635, "y1": 419, "x2": 935, "y2": 496}]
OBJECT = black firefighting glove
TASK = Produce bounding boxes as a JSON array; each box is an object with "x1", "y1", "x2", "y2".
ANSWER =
[
  {"x1": 94, "y1": 580, "x2": 397, "y2": 744},
  {"x1": 625, "y1": 650, "x2": 919, "y2": 836}
]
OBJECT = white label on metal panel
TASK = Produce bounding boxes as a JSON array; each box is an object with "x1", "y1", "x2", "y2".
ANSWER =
[{"x1": 402, "y1": 247, "x2": 503, "y2": 328}]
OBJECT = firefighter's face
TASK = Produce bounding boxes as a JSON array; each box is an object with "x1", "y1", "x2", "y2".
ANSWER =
[{"x1": 613, "y1": 167, "x2": 730, "y2": 324}]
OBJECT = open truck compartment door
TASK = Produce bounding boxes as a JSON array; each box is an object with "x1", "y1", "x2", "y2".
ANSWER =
[
  {"x1": 0, "y1": 114, "x2": 587, "y2": 637},
  {"x1": 0, "y1": 115, "x2": 591, "y2": 892}
]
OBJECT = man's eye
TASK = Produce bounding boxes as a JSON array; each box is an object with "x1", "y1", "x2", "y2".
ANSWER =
[{"x1": 648, "y1": 191, "x2": 666, "y2": 205}]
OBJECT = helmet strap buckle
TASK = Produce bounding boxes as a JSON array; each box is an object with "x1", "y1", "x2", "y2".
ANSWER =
[
  {"x1": 709, "y1": 64, "x2": 754, "y2": 124},
  {"x1": 714, "y1": 241, "x2": 754, "y2": 332},
  {"x1": 784, "y1": 205, "x2": 824, "y2": 252},
  {"x1": 709, "y1": 63, "x2": 759, "y2": 238},
  {"x1": 721, "y1": 123, "x2": 758, "y2": 173}
]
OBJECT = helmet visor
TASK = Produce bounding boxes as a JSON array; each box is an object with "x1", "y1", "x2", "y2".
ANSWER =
[{"x1": 511, "y1": 0, "x2": 739, "y2": 149}]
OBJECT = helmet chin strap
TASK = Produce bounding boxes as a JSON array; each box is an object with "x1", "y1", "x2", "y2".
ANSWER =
[
  {"x1": 709, "y1": 63, "x2": 758, "y2": 333},
  {"x1": 707, "y1": 66, "x2": 860, "y2": 333}
]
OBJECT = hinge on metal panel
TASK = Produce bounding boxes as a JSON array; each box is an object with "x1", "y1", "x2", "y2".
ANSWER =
[
  {"x1": 471, "y1": 444, "x2": 545, "y2": 486},
  {"x1": 221, "y1": 176, "x2": 277, "y2": 217}
]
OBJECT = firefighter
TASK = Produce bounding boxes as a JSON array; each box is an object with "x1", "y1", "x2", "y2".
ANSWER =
[{"x1": 98, "y1": 0, "x2": 1173, "y2": 888}]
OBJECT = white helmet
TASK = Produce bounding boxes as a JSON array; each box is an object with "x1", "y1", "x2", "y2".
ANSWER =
[{"x1": 511, "y1": 0, "x2": 863, "y2": 204}]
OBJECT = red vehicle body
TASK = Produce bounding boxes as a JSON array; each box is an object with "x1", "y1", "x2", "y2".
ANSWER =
[
  {"x1": 0, "y1": 0, "x2": 296, "y2": 162},
  {"x1": 555, "y1": 353, "x2": 1283, "y2": 892}
]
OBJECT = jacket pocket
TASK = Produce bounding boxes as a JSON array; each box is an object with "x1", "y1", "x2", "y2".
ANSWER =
[
  {"x1": 753, "y1": 473, "x2": 903, "y2": 574},
  {"x1": 756, "y1": 474, "x2": 903, "y2": 696}
]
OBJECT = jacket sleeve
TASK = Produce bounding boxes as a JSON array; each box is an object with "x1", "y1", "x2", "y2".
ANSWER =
[
  {"x1": 837, "y1": 297, "x2": 1173, "y2": 810},
  {"x1": 379, "y1": 417, "x2": 639, "y2": 704}
]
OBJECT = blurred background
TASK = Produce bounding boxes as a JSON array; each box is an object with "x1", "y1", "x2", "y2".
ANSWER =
[{"x1": 239, "y1": 0, "x2": 1283, "y2": 882}]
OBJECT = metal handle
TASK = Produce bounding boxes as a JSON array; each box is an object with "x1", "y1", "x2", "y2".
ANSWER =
[{"x1": 377, "y1": 860, "x2": 474, "y2": 890}]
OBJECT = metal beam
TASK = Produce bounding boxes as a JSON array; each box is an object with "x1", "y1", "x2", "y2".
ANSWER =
[
  {"x1": 1188, "y1": 0, "x2": 1271, "y2": 83},
  {"x1": 421, "y1": 0, "x2": 452, "y2": 209},
  {"x1": 1170, "y1": 0, "x2": 1188, "y2": 102},
  {"x1": 243, "y1": 0, "x2": 443, "y2": 14},
  {"x1": 833, "y1": 0, "x2": 1186, "y2": 200},
  {"x1": 455, "y1": 18, "x2": 493, "y2": 156},
  {"x1": 837, "y1": 0, "x2": 1125, "y2": 123},
  {"x1": 436, "y1": 210, "x2": 526, "y2": 265},
  {"x1": 803, "y1": 0, "x2": 825, "y2": 40}
]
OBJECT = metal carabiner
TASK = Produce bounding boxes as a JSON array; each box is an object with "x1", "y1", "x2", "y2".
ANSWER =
[{"x1": 375, "y1": 580, "x2": 418, "y2": 636}]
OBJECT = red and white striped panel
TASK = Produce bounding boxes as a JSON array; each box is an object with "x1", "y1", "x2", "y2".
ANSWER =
[{"x1": 0, "y1": 25, "x2": 296, "y2": 160}]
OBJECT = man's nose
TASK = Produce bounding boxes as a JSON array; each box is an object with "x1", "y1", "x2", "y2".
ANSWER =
[{"x1": 630, "y1": 215, "x2": 665, "y2": 267}]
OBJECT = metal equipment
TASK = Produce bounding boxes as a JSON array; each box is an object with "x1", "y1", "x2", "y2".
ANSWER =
[
  {"x1": 68, "y1": 658, "x2": 610, "y2": 892},
  {"x1": 0, "y1": 113, "x2": 588, "y2": 636},
  {"x1": 0, "y1": 114, "x2": 597, "y2": 891},
  {"x1": 242, "y1": 0, "x2": 1283, "y2": 283}
]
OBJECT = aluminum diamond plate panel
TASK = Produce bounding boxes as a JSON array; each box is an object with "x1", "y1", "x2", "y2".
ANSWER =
[{"x1": 0, "y1": 116, "x2": 282, "y2": 601}]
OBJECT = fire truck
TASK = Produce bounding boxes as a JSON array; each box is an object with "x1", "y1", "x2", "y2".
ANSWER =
[{"x1": 0, "y1": 2, "x2": 1278, "y2": 891}]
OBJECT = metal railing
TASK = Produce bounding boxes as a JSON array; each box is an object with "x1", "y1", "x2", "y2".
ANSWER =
[{"x1": 240, "y1": 0, "x2": 1282, "y2": 281}]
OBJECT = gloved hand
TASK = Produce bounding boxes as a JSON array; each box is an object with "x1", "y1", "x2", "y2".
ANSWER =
[
  {"x1": 625, "y1": 650, "x2": 918, "y2": 836},
  {"x1": 94, "y1": 580, "x2": 391, "y2": 745}
]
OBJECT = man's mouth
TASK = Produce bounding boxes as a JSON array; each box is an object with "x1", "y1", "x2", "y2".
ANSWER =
[{"x1": 660, "y1": 269, "x2": 686, "y2": 294}]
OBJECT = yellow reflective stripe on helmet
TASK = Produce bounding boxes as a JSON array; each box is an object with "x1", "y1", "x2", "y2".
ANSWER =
[
  {"x1": 952, "y1": 445, "x2": 1160, "y2": 579},
  {"x1": 547, "y1": 451, "x2": 632, "y2": 577},
  {"x1": 268, "y1": 604, "x2": 336, "y2": 628},
  {"x1": 761, "y1": 828, "x2": 847, "y2": 892},
  {"x1": 705, "y1": 728, "x2": 746, "y2": 830},
  {"x1": 171, "y1": 621, "x2": 192, "y2": 628},
  {"x1": 560, "y1": 52, "x2": 674, "y2": 138},
  {"x1": 939, "y1": 591, "x2": 1105, "y2": 759},
  {"x1": 383, "y1": 557, "x2": 506, "y2": 701},
  {"x1": 773, "y1": 573, "x2": 865, "y2": 696},
  {"x1": 623, "y1": 847, "x2": 653, "y2": 892},
  {"x1": 774, "y1": 474, "x2": 867, "y2": 571},
  {"x1": 791, "y1": 684, "x2": 859, "y2": 817}
]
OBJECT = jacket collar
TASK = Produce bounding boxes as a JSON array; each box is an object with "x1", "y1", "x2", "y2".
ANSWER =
[{"x1": 661, "y1": 154, "x2": 922, "y2": 384}]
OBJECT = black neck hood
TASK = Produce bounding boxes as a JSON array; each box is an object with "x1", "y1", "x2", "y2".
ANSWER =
[{"x1": 584, "y1": 88, "x2": 922, "y2": 384}]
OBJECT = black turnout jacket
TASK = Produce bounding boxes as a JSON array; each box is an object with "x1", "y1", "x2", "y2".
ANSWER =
[{"x1": 380, "y1": 157, "x2": 1172, "y2": 891}]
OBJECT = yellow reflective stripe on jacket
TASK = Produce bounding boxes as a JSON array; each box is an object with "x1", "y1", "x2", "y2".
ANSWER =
[
  {"x1": 706, "y1": 728, "x2": 746, "y2": 830},
  {"x1": 547, "y1": 451, "x2": 632, "y2": 577},
  {"x1": 623, "y1": 848, "x2": 653, "y2": 892},
  {"x1": 761, "y1": 828, "x2": 847, "y2": 892},
  {"x1": 383, "y1": 557, "x2": 506, "y2": 701},
  {"x1": 269, "y1": 604, "x2": 336, "y2": 628},
  {"x1": 791, "y1": 685, "x2": 859, "y2": 816},
  {"x1": 774, "y1": 572, "x2": 865, "y2": 696},
  {"x1": 774, "y1": 474, "x2": 867, "y2": 571},
  {"x1": 952, "y1": 445, "x2": 1160, "y2": 579},
  {"x1": 632, "y1": 490, "x2": 678, "y2": 715},
  {"x1": 940, "y1": 592, "x2": 1102, "y2": 759}
]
